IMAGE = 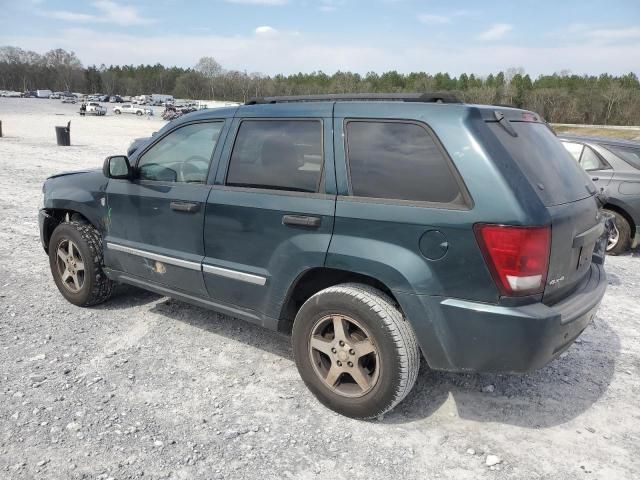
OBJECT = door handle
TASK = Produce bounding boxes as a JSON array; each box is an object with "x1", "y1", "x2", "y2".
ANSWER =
[
  {"x1": 592, "y1": 177, "x2": 599, "y2": 181},
  {"x1": 170, "y1": 201, "x2": 200, "y2": 213},
  {"x1": 282, "y1": 215, "x2": 321, "y2": 228}
]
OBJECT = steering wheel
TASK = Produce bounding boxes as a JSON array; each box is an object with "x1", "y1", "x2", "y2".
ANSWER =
[{"x1": 179, "y1": 155, "x2": 209, "y2": 183}]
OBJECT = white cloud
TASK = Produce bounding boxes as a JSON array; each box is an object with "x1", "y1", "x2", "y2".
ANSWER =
[
  {"x1": 93, "y1": 0, "x2": 154, "y2": 26},
  {"x1": 417, "y1": 10, "x2": 474, "y2": 26},
  {"x1": 478, "y1": 23, "x2": 513, "y2": 41},
  {"x1": 41, "y1": 1, "x2": 155, "y2": 27},
  {"x1": 2, "y1": 27, "x2": 638, "y2": 77},
  {"x1": 318, "y1": 0, "x2": 344, "y2": 13},
  {"x1": 46, "y1": 11, "x2": 98, "y2": 22},
  {"x1": 417, "y1": 14, "x2": 450, "y2": 25},
  {"x1": 224, "y1": 0, "x2": 288, "y2": 5},
  {"x1": 255, "y1": 25, "x2": 278, "y2": 36},
  {"x1": 586, "y1": 26, "x2": 640, "y2": 42}
]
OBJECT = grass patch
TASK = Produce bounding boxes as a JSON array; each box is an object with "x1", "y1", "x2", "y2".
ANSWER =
[{"x1": 552, "y1": 125, "x2": 640, "y2": 141}]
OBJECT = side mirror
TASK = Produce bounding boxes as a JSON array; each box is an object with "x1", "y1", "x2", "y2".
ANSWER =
[{"x1": 103, "y1": 155, "x2": 132, "y2": 179}]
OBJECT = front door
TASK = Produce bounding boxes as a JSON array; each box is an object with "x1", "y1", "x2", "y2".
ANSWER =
[
  {"x1": 202, "y1": 105, "x2": 336, "y2": 324},
  {"x1": 104, "y1": 120, "x2": 226, "y2": 296}
]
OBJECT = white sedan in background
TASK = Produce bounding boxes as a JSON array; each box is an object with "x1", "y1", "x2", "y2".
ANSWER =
[{"x1": 113, "y1": 104, "x2": 153, "y2": 116}]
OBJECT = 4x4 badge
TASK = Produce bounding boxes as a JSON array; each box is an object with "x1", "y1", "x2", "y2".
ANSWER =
[{"x1": 548, "y1": 276, "x2": 565, "y2": 286}]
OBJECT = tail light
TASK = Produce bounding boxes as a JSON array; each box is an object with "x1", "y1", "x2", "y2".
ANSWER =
[{"x1": 474, "y1": 224, "x2": 551, "y2": 296}]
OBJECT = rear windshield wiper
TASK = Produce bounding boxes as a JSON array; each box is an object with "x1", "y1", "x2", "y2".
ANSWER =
[{"x1": 494, "y1": 111, "x2": 518, "y2": 137}]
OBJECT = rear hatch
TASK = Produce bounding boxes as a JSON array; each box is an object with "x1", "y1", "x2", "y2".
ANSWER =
[{"x1": 486, "y1": 112, "x2": 603, "y2": 303}]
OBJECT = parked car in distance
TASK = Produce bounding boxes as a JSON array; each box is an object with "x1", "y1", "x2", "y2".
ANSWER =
[
  {"x1": 49, "y1": 92, "x2": 61, "y2": 99},
  {"x1": 0, "y1": 90, "x2": 23, "y2": 97},
  {"x1": 36, "y1": 89, "x2": 53, "y2": 98},
  {"x1": 39, "y1": 93, "x2": 609, "y2": 419},
  {"x1": 83, "y1": 102, "x2": 107, "y2": 116},
  {"x1": 113, "y1": 104, "x2": 153, "y2": 116},
  {"x1": 61, "y1": 96, "x2": 77, "y2": 104},
  {"x1": 109, "y1": 95, "x2": 124, "y2": 103},
  {"x1": 560, "y1": 135, "x2": 640, "y2": 254}
]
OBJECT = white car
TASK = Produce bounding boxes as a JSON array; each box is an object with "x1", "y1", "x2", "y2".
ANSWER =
[
  {"x1": 113, "y1": 104, "x2": 153, "y2": 116},
  {"x1": 82, "y1": 102, "x2": 107, "y2": 116}
]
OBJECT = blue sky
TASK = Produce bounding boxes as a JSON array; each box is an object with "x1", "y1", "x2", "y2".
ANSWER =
[{"x1": 1, "y1": 0, "x2": 638, "y2": 75}]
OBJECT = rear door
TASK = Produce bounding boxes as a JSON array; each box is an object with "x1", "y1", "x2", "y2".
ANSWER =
[
  {"x1": 488, "y1": 120, "x2": 604, "y2": 303},
  {"x1": 202, "y1": 103, "x2": 336, "y2": 322}
]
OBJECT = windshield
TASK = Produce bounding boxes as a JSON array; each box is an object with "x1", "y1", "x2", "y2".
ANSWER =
[{"x1": 488, "y1": 121, "x2": 593, "y2": 206}]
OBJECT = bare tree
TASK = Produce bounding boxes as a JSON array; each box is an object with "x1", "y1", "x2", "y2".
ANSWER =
[{"x1": 195, "y1": 56, "x2": 223, "y2": 99}]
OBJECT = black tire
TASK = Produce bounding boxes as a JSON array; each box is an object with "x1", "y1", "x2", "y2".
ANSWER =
[
  {"x1": 605, "y1": 209, "x2": 631, "y2": 255},
  {"x1": 114, "y1": 110, "x2": 121, "y2": 115},
  {"x1": 136, "y1": 111, "x2": 143, "y2": 116},
  {"x1": 292, "y1": 283, "x2": 420, "y2": 419},
  {"x1": 48, "y1": 221, "x2": 115, "y2": 306}
]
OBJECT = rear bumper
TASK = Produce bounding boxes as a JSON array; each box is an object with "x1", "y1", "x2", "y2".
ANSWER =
[{"x1": 397, "y1": 262, "x2": 607, "y2": 373}]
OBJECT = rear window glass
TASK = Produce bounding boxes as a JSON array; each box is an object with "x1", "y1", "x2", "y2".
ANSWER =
[
  {"x1": 227, "y1": 120, "x2": 322, "y2": 193},
  {"x1": 345, "y1": 121, "x2": 465, "y2": 205},
  {"x1": 603, "y1": 144, "x2": 640, "y2": 170},
  {"x1": 488, "y1": 122, "x2": 592, "y2": 206}
]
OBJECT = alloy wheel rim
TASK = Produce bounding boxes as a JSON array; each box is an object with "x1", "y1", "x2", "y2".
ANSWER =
[
  {"x1": 55, "y1": 239, "x2": 85, "y2": 293},
  {"x1": 308, "y1": 314, "x2": 380, "y2": 398},
  {"x1": 607, "y1": 224, "x2": 620, "y2": 251}
]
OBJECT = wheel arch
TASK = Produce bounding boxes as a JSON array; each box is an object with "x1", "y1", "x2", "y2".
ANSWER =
[
  {"x1": 41, "y1": 208, "x2": 95, "y2": 253},
  {"x1": 603, "y1": 202, "x2": 636, "y2": 235},
  {"x1": 277, "y1": 267, "x2": 401, "y2": 334}
]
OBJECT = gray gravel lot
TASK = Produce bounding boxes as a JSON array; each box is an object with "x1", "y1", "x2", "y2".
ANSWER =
[{"x1": 1, "y1": 98, "x2": 640, "y2": 480}]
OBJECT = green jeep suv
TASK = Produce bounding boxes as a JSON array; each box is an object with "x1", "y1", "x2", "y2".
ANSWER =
[{"x1": 39, "y1": 93, "x2": 609, "y2": 418}]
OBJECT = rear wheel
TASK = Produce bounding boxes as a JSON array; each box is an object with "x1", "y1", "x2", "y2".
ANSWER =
[
  {"x1": 292, "y1": 283, "x2": 420, "y2": 419},
  {"x1": 49, "y1": 221, "x2": 115, "y2": 306},
  {"x1": 136, "y1": 111, "x2": 143, "y2": 116},
  {"x1": 605, "y1": 209, "x2": 631, "y2": 255},
  {"x1": 114, "y1": 110, "x2": 121, "y2": 115}
]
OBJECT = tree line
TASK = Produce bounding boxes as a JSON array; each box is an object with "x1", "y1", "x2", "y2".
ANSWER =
[{"x1": 1, "y1": 45, "x2": 639, "y2": 125}]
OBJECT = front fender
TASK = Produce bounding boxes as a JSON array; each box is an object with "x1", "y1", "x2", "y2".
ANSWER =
[{"x1": 43, "y1": 169, "x2": 109, "y2": 231}]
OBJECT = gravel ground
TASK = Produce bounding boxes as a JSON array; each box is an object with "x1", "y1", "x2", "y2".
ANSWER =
[{"x1": 1, "y1": 98, "x2": 640, "y2": 480}]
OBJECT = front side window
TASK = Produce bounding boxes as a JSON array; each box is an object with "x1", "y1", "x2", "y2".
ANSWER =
[
  {"x1": 345, "y1": 120, "x2": 465, "y2": 204},
  {"x1": 226, "y1": 120, "x2": 323, "y2": 192},
  {"x1": 138, "y1": 122, "x2": 223, "y2": 183}
]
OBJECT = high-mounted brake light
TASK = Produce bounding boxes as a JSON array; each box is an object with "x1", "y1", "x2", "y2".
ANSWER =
[{"x1": 474, "y1": 224, "x2": 551, "y2": 296}]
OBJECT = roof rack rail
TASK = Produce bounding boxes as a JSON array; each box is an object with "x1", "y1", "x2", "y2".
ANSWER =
[{"x1": 245, "y1": 92, "x2": 461, "y2": 105}]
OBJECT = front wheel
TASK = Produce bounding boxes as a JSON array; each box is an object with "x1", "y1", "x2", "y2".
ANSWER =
[
  {"x1": 48, "y1": 221, "x2": 115, "y2": 306},
  {"x1": 292, "y1": 283, "x2": 420, "y2": 419},
  {"x1": 114, "y1": 110, "x2": 121, "y2": 115},
  {"x1": 605, "y1": 209, "x2": 631, "y2": 255}
]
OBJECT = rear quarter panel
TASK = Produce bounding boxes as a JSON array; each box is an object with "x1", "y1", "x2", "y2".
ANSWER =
[{"x1": 328, "y1": 103, "x2": 549, "y2": 301}]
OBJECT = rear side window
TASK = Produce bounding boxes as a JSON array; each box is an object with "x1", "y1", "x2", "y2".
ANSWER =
[
  {"x1": 488, "y1": 122, "x2": 592, "y2": 206},
  {"x1": 345, "y1": 121, "x2": 465, "y2": 205},
  {"x1": 603, "y1": 144, "x2": 640, "y2": 170},
  {"x1": 226, "y1": 120, "x2": 322, "y2": 192}
]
